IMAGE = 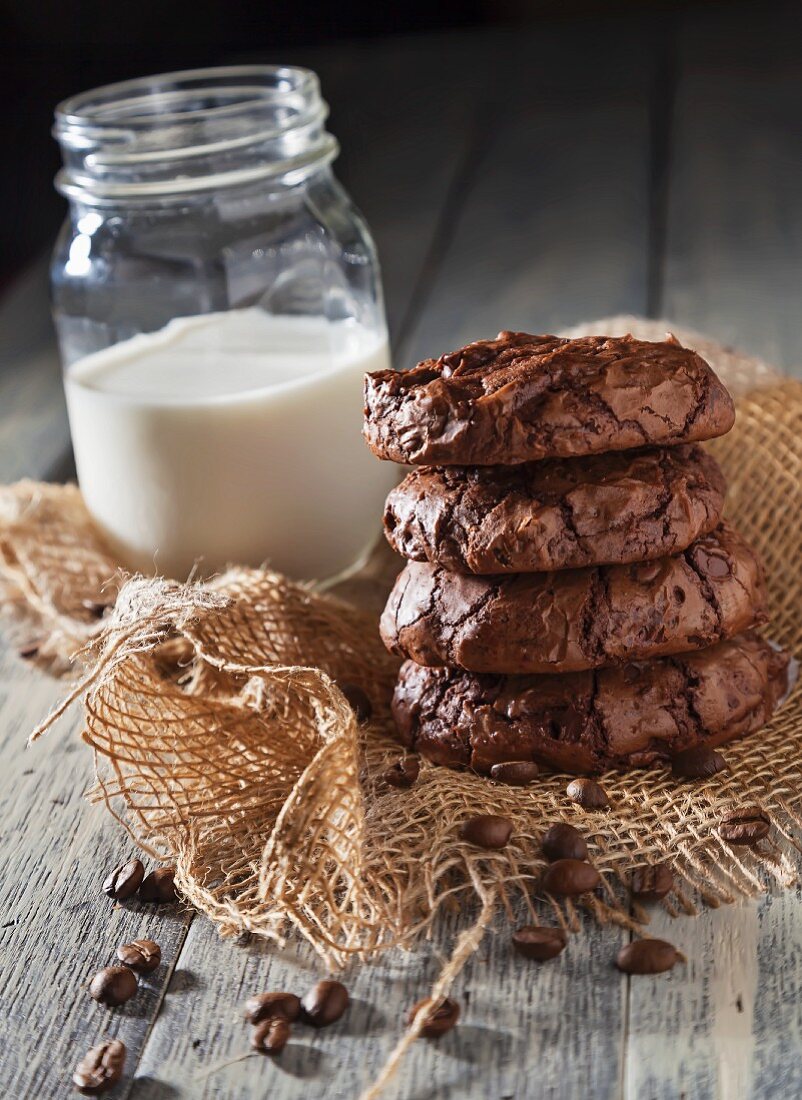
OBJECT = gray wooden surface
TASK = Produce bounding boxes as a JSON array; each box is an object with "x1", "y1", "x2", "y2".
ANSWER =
[{"x1": 1, "y1": 6, "x2": 801, "y2": 1098}]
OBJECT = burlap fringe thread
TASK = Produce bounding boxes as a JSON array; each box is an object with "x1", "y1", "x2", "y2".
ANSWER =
[{"x1": 1, "y1": 318, "x2": 801, "y2": 1099}]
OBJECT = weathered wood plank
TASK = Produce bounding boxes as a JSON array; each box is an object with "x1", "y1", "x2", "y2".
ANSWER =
[
  {"x1": 752, "y1": 890, "x2": 802, "y2": 1096},
  {"x1": 131, "y1": 900, "x2": 625, "y2": 1100},
  {"x1": 403, "y1": 21, "x2": 656, "y2": 366},
  {"x1": 662, "y1": 5, "x2": 802, "y2": 372},
  {"x1": 624, "y1": 10, "x2": 802, "y2": 1099},
  {"x1": 288, "y1": 32, "x2": 489, "y2": 348},
  {"x1": 625, "y1": 894, "x2": 802, "y2": 1100},
  {"x1": 0, "y1": 257, "x2": 70, "y2": 481},
  {"x1": 624, "y1": 901, "x2": 757, "y2": 1100},
  {"x1": 0, "y1": 638, "x2": 192, "y2": 1096}
]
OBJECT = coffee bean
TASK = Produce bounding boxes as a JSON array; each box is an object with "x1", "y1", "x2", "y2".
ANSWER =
[
  {"x1": 338, "y1": 683, "x2": 372, "y2": 724},
  {"x1": 459, "y1": 814, "x2": 513, "y2": 850},
  {"x1": 541, "y1": 823, "x2": 588, "y2": 863},
  {"x1": 616, "y1": 938, "x2": 684, "y2": 975},
  {"x1": 407, "y1": 996, "x2": 460, "y2": 1038},
  {"x1": 512, "y1": 925, "x2": 567, "y2": 961},
  {"x1": 116, "y1": 939, "x2": 161, "y2": 974},
  {"x1": 243, "y1": 991, "x2": 302, "y2": 1024},
  {"x1": 72, "y1": 1039, "x2": 126, "y2": 1094},
  {"x1": 89, "y1": 966, "x2": 138, "y2": 1007},
  {"x1": 719, "y1": 806, "x2": 770, "y2": 846},
  {"x1": 382, "y1": 756, "x2": 420, "y2": 789},
  {"x1": 489, "y1": 760, "x2": 540, "y2": 785},
  {"x1": 251, "y1": 1017, "x2": 291, "y2": 1054},
  {"x1": 102, "y1": 858, "x2": 144, "y2": 901},
  {"x1": 631, "y1": 863, "x2": 674, "y2": 902},
  {"x1": 566, "y1": 778, "x2": 609, "y2": 809},
  {"x1": 300, "y1": 980, "x2": 349, "y2": 1027},
  {"x1": 671, "y1": 745, "x2": 726, "y2": 779},
  {"x1": 139, "y1": 866, "x2": 177, "y2": 903},
  {"x1": 540, "y1": 858, "x2": 601, "y2": 897}
]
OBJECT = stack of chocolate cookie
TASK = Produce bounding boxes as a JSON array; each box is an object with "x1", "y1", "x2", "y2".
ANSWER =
[{"x1": 363, "y1": 332, "x2": 790, "y2": 775}]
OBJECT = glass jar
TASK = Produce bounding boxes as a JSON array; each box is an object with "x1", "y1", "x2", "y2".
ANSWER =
[{"x1": 51, "y1": 66, "x2": 395, "y2": 581}]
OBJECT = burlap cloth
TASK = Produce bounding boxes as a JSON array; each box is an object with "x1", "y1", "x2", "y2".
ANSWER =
[{"x1": 1, "y1": 317, "x2": 801, "y2": 1095}]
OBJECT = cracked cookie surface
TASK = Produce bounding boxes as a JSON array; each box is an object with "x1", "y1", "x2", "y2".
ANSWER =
[
  {"x1": 392, "y1": 633, "x2": 790, "y2": 774},
  {"x1": 364, "y1": 332, "x2": 735, "y2": 465},
  {"x1": 380, "y1": 523, "x2": 767, "y2": 674},
  {"x1": 384, "y1": 445, "x2": 726, "y2": 574}
]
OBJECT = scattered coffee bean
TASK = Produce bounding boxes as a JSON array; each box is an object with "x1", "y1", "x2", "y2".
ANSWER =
[
  {"x1": 489, "y1": 760, "x2": 540, "y2": 785},
  {"x1": 139, "y1": 866, "x2": 177, "y2": 903},
  {"x1": 243, "y1": 991, "x2": 302, "y2": 1025},
  {"x1": 382, "y1": 756, "x2": 420, "y2": 789},
  {"x1": 540, "y1": 858, "x2": 601, "y2": 897},
  {"x1": 459, "y1": 814, "x2": 513, "y2": 850},
  {"x1": 301, "y1": 980, "x2": 350, "y2": 1027},
  {"x1": 251, "y1": 1016, "x2": 291, "y2": 1054},
  {"x1": 671, "y1": 745, "x2": 726, "y2": 779},
  {"x1": 116, "y1": 939, "x2": 161, "y2": 974},
  {"x1": 541, "y1": 823, "x2": 588, "y2": 863},
  {"x1": 566, "y1": 778, "x2": 609, "y2": 809},
  {"x1": 616, "y1": 938, "x2": 684, "y2": 975},
  {"x1": 719, "y1": 806, "x2": 770, "y2": 846},
  {"x1": 407, "y1": 996, "x2": 460, "y2": 1038},
  {"x1": 89, "y1": 966, "x2": 138, "y2": 1007},
  {"x1": 102, "y1": 859, "x2": 145, "y2": 902},
  {"x1": 511, "y1": 925, "x2": 567, "y2": 961},
  {"x1": 631, "y1": 863, "x2": 674, "y2": 902},
  {"x1": 72, "y1": 1039, "x2": 126, "y2": 1094},
  {"x1": 338, "y1": 683, "x2": 372, "y2": 724}
]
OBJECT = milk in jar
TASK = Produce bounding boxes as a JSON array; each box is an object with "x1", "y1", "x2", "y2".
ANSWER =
[{"x1": 64, "y1": 309, "x2": 396, "y2": 579}]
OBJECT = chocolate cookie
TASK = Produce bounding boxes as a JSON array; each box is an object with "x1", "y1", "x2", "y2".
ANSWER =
[
  {"x1": 380, "y1": 523, "x2": 767, "y2": 674},
  {"x1": 384, "y1": 445, "x2": 726, "y2": 574},
  {"x1": 392, "y1": 633, "x2": 790, "y2": 774},
  {"x1": 364, "y1": 332, "x2": 735, "y2": 466}
]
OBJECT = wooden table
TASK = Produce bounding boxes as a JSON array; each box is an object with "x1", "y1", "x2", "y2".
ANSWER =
[{"x1": 2, "y1": 6, "x2": 802, "y2": 1097}]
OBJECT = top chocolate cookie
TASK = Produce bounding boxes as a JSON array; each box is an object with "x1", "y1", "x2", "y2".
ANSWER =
[{"x1": 364, "y1": 332, "x2": 735, "y2": 465}]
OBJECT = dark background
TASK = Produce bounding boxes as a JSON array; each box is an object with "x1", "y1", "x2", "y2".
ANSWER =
[{"x1": 0, "y1": 0, "x2": 760, "y2": 289}]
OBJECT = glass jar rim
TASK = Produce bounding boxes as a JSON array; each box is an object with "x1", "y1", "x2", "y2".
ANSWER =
[{"x1": 54, "y1": 64, "x2": 338, "y2": 203}]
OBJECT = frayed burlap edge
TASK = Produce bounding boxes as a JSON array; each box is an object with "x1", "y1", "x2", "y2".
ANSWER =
[{"x1": 1, "y1": 319, "x2": 801, "y2": 1098}]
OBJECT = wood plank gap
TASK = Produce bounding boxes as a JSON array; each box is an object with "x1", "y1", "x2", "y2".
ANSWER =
[
  {"x1": 619, "y1": 885, "x2": 638, "y2": 1100},
  {"x1": 646, "y1": 17, "x2": 679, "y2": 320},
  {"x1": 122, "y1": 909, "x2": 195, "y2": 1099},
  {"x1": 619, "y1": 972, "x2": 632, "y2": 1100}
]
